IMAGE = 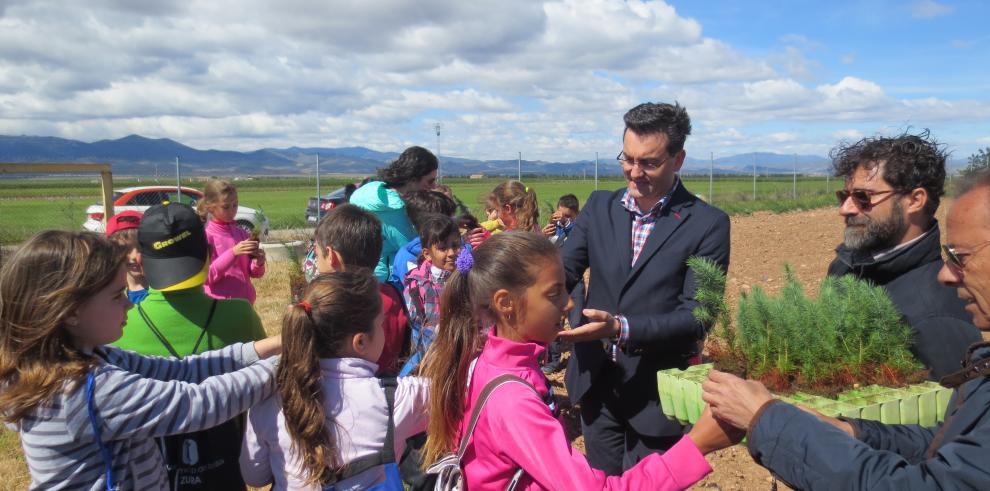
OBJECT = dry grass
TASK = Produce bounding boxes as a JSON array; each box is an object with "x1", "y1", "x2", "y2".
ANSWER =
[{"x1": 0, "y1": 428, "x2": 29, "y2": 490}]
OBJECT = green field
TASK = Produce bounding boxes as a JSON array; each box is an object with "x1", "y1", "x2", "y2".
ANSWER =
[{"x1": 0, "y1": 175, "x2": 842, "y2": 244}]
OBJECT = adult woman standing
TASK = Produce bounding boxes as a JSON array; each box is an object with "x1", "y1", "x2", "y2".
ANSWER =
[{"x1": 349, "y1": 146, "x2": 438, "y2": 281}]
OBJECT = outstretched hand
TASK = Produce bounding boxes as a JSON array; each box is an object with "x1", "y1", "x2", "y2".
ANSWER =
[{"x1": 556, "y1": 309, "x2": 618, "y2": 342}]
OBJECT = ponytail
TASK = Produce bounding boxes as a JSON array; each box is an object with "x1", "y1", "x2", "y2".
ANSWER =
[
  {"x1": 515, "y1": 186, "x2": 539, "y2": 233},
  {"x1": 421, "y1": 270, "x2": 482, "y2": 464},
  {"x1": 420, "y1": 232, "x2": 559, "y2": 465},
  {"x1": 276, "y1": 271, "x2": 381, "y2": 486},
  {"x1": 277, "y1": 303, "x2": 338, "y2": 485},
  {"x1": 492, "y1": 180, "x2": 539, "y2": 232}
]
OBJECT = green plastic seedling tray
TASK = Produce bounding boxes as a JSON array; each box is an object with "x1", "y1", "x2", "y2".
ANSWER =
[{"x1": 657, "y1": 364, "x2": 954, "y2": 428}]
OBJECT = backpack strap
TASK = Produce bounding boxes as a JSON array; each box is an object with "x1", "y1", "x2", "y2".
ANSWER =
[
  {"x1": 332, "y1": 377, "x2": 399, "y2": 482},
  {"x1": 457, "y1": 373, "x2": 539, "y2": 458}
]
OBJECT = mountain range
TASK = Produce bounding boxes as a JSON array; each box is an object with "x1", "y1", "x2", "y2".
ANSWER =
[{"x1": 0, "y1": 134, "x2": 966, "y2": 177}]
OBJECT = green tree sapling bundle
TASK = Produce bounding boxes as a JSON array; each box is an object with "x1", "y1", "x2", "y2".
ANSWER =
[{"x1": 689, "y1": 256, "x2": 924, "y2": 395}]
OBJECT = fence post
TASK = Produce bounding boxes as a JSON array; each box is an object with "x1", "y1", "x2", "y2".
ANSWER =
[
  {"x1": 709, "y1": 152, "x2": 714, "y2": 203},
  {"x1": 316, "y1": 154, "x2": 321, "y2": 224},
  {"x1": 595, "y1": 152, "x2": 599, "y2": 190},
  {"x1": 100, "y1": 169, "x2": 115, "y2": 226},
  {"x1": 791, "y1": 154, "x2": 797, "y2": 201},
  {"x1": 752, "y1": 154, "x2": 757, "y2": 201}
]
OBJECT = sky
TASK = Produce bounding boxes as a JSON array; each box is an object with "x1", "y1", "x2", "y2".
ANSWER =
[{"x1": 0, "y1": 0, "x2": 987, "y2": 162}]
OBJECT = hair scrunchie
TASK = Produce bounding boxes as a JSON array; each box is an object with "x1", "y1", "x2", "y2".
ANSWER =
[
  {"x1": 455, "y1": 247, "x2": 474, "y2": 274},
  {"x1": 298, "y1": 301, "x2": 312, "y2": 313}
]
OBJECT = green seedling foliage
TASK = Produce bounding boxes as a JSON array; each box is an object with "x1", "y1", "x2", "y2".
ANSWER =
[
  {"x1": 686, "y1": 256, "x2": 731, "y2": 345},
  {"x1": 689, "y1": 260, "x2": 922, "y2": 389}
]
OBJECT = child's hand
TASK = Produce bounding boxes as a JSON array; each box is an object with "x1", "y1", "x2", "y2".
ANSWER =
[
  {"x1": 233, "y1": 240, "x2": 259, "y2": 256},
  {"x1": 687, "y1": 405, "x2": 745, "y2": 455},
  {"x1": 466, "y1": 227, "x2": 487, "y2": 248},
  {"x1": 541, "y1": 222, "x2": 556, "y2": 237}
]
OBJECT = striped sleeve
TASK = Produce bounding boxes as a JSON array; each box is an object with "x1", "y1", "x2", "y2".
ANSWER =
[
  {"x1": 98, "y1": 342, "x2": 261, "y2": 383},
  {"x1": 64, "y1": 355, "x2": 277, "y2": 443}
]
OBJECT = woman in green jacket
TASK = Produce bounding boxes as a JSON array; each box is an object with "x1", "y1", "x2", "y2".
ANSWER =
[{"x1": 349, "y1": 146, "x2": 438, "y2": 281}]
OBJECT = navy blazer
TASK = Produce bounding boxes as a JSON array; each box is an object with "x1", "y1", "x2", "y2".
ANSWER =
[{"x1": 560, "y1": 182, "x2": 730, "y2": 437}]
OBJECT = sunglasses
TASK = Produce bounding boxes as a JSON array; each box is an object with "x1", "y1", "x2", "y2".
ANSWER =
[
  {"x1": 835, "y1": 189, "x2": 899, "y2": 210},
  {"x1": 942, "y1": 241, "x2": 990, "y2": 271}
]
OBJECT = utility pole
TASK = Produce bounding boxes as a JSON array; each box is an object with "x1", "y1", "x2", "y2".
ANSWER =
[
  {"x1": 709, "y1": 152, "x2": 714, "y2": 203},
  {"x1": 594, "y1": 152, "x2": 599, "y2": 190},
  {"x1": 752, "y1": 153, "x2": 757, "y2": 201},
  {"x1": 792, "y1": 154, "x2": 797, "y2": 200},
  {"x1": 434, "y1": 122, "x2": 443, "y2": 183},
  {"x1": 316, "y1": 154, "x2": 321, "y2": 224},
  {"x1": 176, "y1": 157, "x2": 181, "y2": 201},
  {"x1": 517, "y1": 152, "x2": 521, "y2": 181}
]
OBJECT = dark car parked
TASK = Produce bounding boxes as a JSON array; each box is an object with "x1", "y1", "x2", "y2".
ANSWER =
[{"x1": 305, "y1": 186, "x2": 351, "y2": 224}]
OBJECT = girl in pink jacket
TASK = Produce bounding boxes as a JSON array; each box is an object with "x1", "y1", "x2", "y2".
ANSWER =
[
  {"x1": 420, "y1": 232, "x2": 741, "y2": 490},
  {"x1": 198, "y1": 179, "x2": 265, "y2": 304}
]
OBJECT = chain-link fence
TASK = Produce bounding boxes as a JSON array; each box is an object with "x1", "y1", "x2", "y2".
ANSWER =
[{"x1": 0, "y1": 164, "x2": 114, "y2": 256}]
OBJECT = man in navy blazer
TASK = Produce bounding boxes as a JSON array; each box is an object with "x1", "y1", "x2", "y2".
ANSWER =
[{"x1": 558, "y1": 102, "x2": 730, "y2": 474}]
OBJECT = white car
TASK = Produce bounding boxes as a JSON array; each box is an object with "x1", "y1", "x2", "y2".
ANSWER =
[{"x1": 83, "y1": 186, "x2": 270, "y2": 240}]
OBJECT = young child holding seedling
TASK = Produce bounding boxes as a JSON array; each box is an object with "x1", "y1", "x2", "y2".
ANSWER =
[{"x1": 198, "y1": 179, "x2": 266, "y2": 304}]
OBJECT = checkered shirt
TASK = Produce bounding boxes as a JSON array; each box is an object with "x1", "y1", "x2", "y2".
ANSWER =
[
  {"x1": 614, "y1": 178, "x2": 679, "y2": 352},
  {"x1": 403, "y1": 260, "x2": 450, "y2": 354},
  {"x1": 620, "y1": 177, "x2": 678, "y2": 266}
]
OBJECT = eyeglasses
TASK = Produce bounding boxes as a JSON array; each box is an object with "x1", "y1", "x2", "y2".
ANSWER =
[
  {"x1": 616, "y1": 151, "x2": 671, "y2": 171},
  {"x1": 942, "y1": 241, "x2": 990, "y2": 271},
  {"x1": 835, "y1": 188, "x2": 899, "y2": 210}
]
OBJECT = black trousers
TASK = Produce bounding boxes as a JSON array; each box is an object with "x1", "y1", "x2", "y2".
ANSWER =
[{"x1": 579, "y1": 377, "x2": 682, "y2": 476}]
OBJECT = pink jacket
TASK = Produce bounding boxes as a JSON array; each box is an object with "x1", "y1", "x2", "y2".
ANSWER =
[
  {"x1": 460, "y1": 333, "x2": 711, "y2": 491},
  {"x1": 204, "y1": 220, "x2": 265, "y2": 304}
]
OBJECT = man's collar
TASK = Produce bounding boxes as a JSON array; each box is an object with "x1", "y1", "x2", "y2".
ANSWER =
[
  {"x1": 871, "y1": 226, "x2": 936, "y2": 262},
  {"x1": 621, "y1": 176, "x2": 681, "y2": 216}
]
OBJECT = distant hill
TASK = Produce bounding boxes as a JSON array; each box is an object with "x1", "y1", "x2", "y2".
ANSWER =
[{"x1": 0, "y1": 133, "x2": 847, "y2": 176}]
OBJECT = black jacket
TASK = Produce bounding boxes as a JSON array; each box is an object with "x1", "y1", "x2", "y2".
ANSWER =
[
  {"x1": 828, "y1": 226, "x2": 981, "y2": 379},
  {"x1": 560, "y1": 183, "x2": 730, "y2": 437},
  {"x1": 749, "y1": 342, "x2": 990, "y2": 490}
]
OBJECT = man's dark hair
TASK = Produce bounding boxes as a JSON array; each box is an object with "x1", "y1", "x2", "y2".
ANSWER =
[
  {"x1": 831, "y1": 131, "x2": 946, "y2": 216},
  {"x1": 404, "y1": 190, "x2": 456, "y2": 233},
  {"x1": 314, "y1": 204, "x2": 382, "y2": 269},
  {"x1": 557, "y1": 194, "x2": 579, "y2": 213},
  {"x1": 623, "y1": 102, "x2": 692, "y2": 155},
  {"x1": 419, "y1": 214, "x2": 460, "y2": 250},
  {"x1": 377, "y1": 146, "x2": 438, "y2": 188}
]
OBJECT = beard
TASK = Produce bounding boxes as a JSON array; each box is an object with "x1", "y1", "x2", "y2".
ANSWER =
[{"x1": 843, "y1": 200, "x2": 908, "y2": 252}]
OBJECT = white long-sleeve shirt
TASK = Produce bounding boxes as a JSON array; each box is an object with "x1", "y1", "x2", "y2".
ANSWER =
[{"x1": 240, "y1": 358, "x2": 429, "y2": 490}]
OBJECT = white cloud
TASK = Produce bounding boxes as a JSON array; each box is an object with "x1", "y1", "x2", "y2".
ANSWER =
[
  {"x1": 910, "y1": 0, "x2": 955, "y2": 19},
  {"x1": 0, "y1": 0, "x2": 985, "y2": 161}
]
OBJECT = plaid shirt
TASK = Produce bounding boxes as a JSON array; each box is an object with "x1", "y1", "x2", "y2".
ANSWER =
[
  {"x1": 613, "y1": 178, "x2": 679, "y2": 353},
  {"x1": 403, "y1": 260, "x2": 450, "y2": 355}
]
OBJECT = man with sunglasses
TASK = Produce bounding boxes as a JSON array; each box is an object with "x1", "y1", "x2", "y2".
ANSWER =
[
  {"x1": 827, "y1": 133, "x2": 980, "y2": 379},
  {"x1": 701, "y1": 169, "x2": 990, "y2": 490},
  {"x1": 558, "y1": 102, "x2": 732, "y2": 474}
]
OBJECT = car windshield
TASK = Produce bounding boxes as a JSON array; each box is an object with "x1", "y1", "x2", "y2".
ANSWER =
[{"x1": 325, "y1": 187, "x2": 346, "y2": 198}]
